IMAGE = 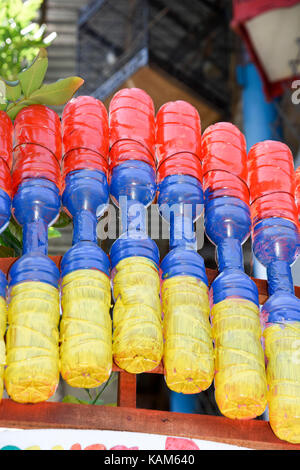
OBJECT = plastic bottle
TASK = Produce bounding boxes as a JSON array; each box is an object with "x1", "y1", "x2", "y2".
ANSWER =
[
  {"x1": 249, "y1": 140, "x2": 300, "y2": 443},
  {"x1": 156, "y1": 101, "x2": 214, "y2": 394},
  {"x1": 5, "y1": 105, "x2": 61, "y2": 403},
  {"x1": 109, "y1": 89, "x2": 163, "y2": 373},
  {"x1": 60, "y1": 96, "x2": 112, "y2": 388},
  {"x1": 0, "y1": 112, "x2": 12, "y2": 401},
  {"x1": 203, "y1": 123, "x2": 267, "y2": 419}
]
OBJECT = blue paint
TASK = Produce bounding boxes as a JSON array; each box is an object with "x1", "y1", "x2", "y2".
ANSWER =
[
  {"x1": 158, "y1": 175, "x2": 205, "y2": 415},
  {"x1": 0, "y1": 188, "x2": 11, "y2": 297},
  {"x1": 9, "y1": 179, "x2": 60, "y2": 287},
  {"x1": 205, "y1": 196, "x2": 259, "y2": 306},
  {"x1": 62, "y1": 169, "x2": 109, "y2": 244},
  {"x1": 61, "y1": 241, "x2": 110, "y2": 277},
  {"x1": 158, "y1": 174, "x2": 203, "y2": 251},
  {"x1": 109, "y1": 160, "x2": 159, "y2": 269},
  {"x1": 62, "y1": 169, "x2": 110, "y2": 277},
  {"x1": 110, "y1": 160, "x2": 156, "y2": 236},
  {"x1": 0, "y1": 188, "x2": 11, "y2": 234},
  {"x1": 110, "y1": 234, "x2": 159, "y2": 270},
  {"x1": 253, "y1": 217, "x2": 300, "y2": 323},
  {"x1": 160, "y1": 247, "x2": 207, "y2": 285}
]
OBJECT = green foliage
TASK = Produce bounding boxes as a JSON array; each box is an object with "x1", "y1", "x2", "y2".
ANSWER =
[
  {"x1": 0, "y1": 47, "x2": 83, "y2": 256},
  {"x1": 62, "y1": 374, "x2": 118, "y2": 406},
  {"x1": 0, "y1": 0, "x2": 56, "y2": 81},
  {"x1": 0, "y1": 48, "x2": 84, "y2": 120}
]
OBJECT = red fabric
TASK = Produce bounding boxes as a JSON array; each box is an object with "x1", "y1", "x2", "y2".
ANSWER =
[
  {"x1": 232, "y1": 0, "x2": 300, "y2": 23},
  {"x1": 232, "y1": 0, "x2": 300, "y2": 99}
]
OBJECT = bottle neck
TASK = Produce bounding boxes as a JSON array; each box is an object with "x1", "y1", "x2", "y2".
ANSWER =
[
  {"x1": 22, "y1": 220, "x2": 48, "y2": 255},
  {"x1": 217, "y1": 238, "x2": 244, "y2": 272},
  {"x1": 120, "y1": 199, "x2": 147, "y2": 236},
  {"x1": 267, "y1": 260, "x2": 294, "y2": 296},
  {"x1": 72, "y1": 210, "x2": 97, "y2": 244},
  {"x1": 170, "y1": 214, "x2": 197, "y2": 250}
]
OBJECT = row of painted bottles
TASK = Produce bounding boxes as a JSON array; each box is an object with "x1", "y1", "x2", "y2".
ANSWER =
[{"x1": 0, "y1": 88, "x2": 299, "y2": 444}]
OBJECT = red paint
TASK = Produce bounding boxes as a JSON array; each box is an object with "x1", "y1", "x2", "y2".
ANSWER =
[
  {"x1": 248, "y1": 141, "x2": 295, "y2": 203},
  {"x1": 0, "y1": 111, "x2": 13, "y2": 168},
  {"x1": 12, "y1": 144, "x2": 61, "y2": 194},
  {"x1": 62, "y1": 96, "x2": 109, "y2": 161},
  {"x1": 251, "y1": 192, "x2": 298, "y2": 226},
  {"x1": 295, "y1": 167, "x2": 300, "y2": 221},
  {"x1": 14, "y1": 105, "x2": 61, "y2": 161},
  {"x1": 84, "y1": 444, "x2": 107, "y2": 450},
  {"x1": 70, "y1": 443, "x2": 82, "y2": 450},
  {"x1": 62, "y1": 149, "x2": 108, "y2": 183},
  {"x1": 165, "y1": 437, "x2": 200, "y2": 450},
  {"x1": 110, "y1": 445, "x2": 139, "y2": 450},
  {"x1": 0, "y1": 158, "x2": 11, "y2": 197},
  {"x1": 204, "y1": 170, "x2": 249, "y2": 203},
  {"x1": 248, "y1": 141, "x2": 297, "y2": 225},
  {"x1": 155, "y1": 100, "x2": 202, "y2": 181},
  {"x1": 109, "y1": 88, "x2": 155, "y2": 169},
  {"x1": 202, "y1": 122, "x2": 247, "y2": 182},
  {"x1": 202, "y1": 122, "x2": 249, "y2": 204}
]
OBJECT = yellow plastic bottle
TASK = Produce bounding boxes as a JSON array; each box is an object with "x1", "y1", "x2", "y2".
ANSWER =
[{"x1": 112, "y1": 256, "x2": 163, "y2": 373}]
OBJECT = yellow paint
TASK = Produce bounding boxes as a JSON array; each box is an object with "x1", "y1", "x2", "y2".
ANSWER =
[
  {"x1": 212, "y1": 298, "x2": 267, "y2": 419},
  {"x1": 51, "y1": 445, "x2": 64, "y2": 450},
  {"x1": 264, "y1": 322, "x2": 300, "y2": 443},
  {"x1": 162, "y1": 275, "x2": 214, "y2": 393},
  {"x1": 60, "y1": 269, "x2": 112, "y2": 388},
  {"x1": 112, "y1": 257, "x2": 163, "y2": 373},
  {"x1": 25, "y1": 446, "x2": 41, "y2": 450},
  {"x1": 5, "y1": 281, "x2": 60, "y2": 403}
]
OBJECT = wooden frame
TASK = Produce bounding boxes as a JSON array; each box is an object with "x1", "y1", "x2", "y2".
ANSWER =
[{"x1": 0, "y1": 256, "x2": 300, "y2": 450}]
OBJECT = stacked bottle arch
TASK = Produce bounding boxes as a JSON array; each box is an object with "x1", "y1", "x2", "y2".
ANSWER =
[
  {"x1": 0, "y1": 91, "x2": 299, "y2": 445},
  {"x1": 109, "y1": 88, "x2": 163, "y2": 373},
  {"x1": 60, "y1": 96, "x2": 112, "y2": 388},
  {"x1": 0, "y1": 112, "x2": 12, "y2": 401},
  {"x1": 5, "y1": 105, "x2": 61, "y2": 403},
  {"x1": 202, "y1": 122, "x2": 267, "y2": 419},
  {"x1": 156, "y1": 101, "x2": 214, "y2": 394},
  {"x1": 248, "y1": 140, "x2": 300, "y2": 443}
]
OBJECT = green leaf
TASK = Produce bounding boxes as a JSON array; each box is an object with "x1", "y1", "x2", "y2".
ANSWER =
[
  {"x1": 18, "y1": 48, "x2": 48, "y2": 97},
  {"x1": 62, "y1": 395, "x2": 91, "y2": 405},
  {"x1": 48, "y1": 227, "x2": 61, "y2": 239},
  {"x1": 2, "y1": 79, "x2": 22, "y2": 101},
  {"x1": 0, "y1": 103, "x2": 7, "y2": 111},
  {"x1": 29, "y1": 76, "x2": 84, "y2": 106},
  {"x1": 6, "y1": 98, "x2": 38, "y2": 120},
  {"x1": 0, "y1": 245, "x2": 15, "y2": 258},
  {"x1": 53, "y1": 211, "x2": 72, "y2": 228}
]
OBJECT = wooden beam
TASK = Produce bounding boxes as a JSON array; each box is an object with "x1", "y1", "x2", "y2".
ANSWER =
[{"x1": 0, "y1": 399, "x2": 299, "y2": 450}]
